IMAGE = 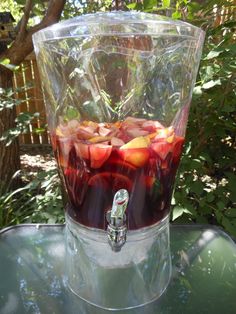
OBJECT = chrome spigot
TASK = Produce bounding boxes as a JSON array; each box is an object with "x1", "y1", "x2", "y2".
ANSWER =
[{"x1": 106, "y1": 189, "x2": 129, "y2": 252}]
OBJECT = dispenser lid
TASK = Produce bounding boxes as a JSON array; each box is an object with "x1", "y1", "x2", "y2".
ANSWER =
[{"x1": 33, "y1": 11, "x2": 204, "y2": 46}]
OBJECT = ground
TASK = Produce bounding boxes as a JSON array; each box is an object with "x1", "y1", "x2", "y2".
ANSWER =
[{"x1": 20, "y1": 144, "x2": 56, "y2": 177}]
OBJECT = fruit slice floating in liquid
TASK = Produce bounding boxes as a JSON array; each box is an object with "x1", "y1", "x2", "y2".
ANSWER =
[{"x1": 90, "y1": 144, "x2": 112, "y2": 169}]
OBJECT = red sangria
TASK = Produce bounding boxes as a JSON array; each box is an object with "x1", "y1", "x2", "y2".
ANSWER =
[{"x1": 52, "y1": 117, "x2": 184, "y2": 230}]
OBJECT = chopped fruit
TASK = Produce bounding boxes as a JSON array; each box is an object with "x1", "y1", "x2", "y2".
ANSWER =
[
  {"x1": 146, "y1": 132, "x2": 158, "y2": 140},
  {"x1": 56, "y1": 127, "x2": 64, "y2": 137},
  {"x1": 172, "y1": 136, "x2": 185, "y2": 162},
  {"x1": 154, "y1": 126, "x2": 174, "y2": 141},
  {"x1": 68, "y1": 119, "x2": 80, "y2": 130},
  {"x1": 111, "y1": 137, "x2": 125, "y2": 147},
  {"x1": 76, "y1": 126, "x2": 96, "y2": 140},
  {"x1": 89, "y1": 136, "x2": 111, "y2": 143},
  {"x1": 126, "y1": 127, "x2": 149, "y2": 138},
  {"x1": 119, "y1": 148, "x2": 150, "y2": 167},
  {"x1": 166, "y1": 134, "x2": 175, "y2": 143},
  {"x1": 120, "y1": 136, "x2": 150, "y2": 149},
  {"x1": 124, "y1": 117, "x2": 146, "y2": 125},
  {"x1": 58, "y1": 137, "x2": 72, "y2": 167},
  {"x1": 145, "y1": 176, "x2": 156, "y2": 188},
  {"x1": 86, "y1": 121, "x2": 98, "y2": 130},
  {"x1": 54, "y1": 117, "x2": 186, "y2": 230},
  {"x1": 90, "y1": 144, "x2": 112, "y2": 169},
  {"x1": 74, "y1": 142, "x2": 89, "y2": 159},
  {"x1": 151, "y1": 141, "x2": 173, "y2": 160},
  {"x1": 142, "y1": 120, "x2": 164, "y2": 132},
  {"x1": 98, "y1": 126, "x2": 111, "y2": 137}
]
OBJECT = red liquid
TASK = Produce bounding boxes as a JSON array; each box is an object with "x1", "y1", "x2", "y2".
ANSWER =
[{"x1": 52, "y1": 118, "x2": 184, "y2": 230}]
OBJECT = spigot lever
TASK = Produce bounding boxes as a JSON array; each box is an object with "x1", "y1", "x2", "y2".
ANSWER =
[{"x1": 106, "y1": 189, "x2": 129, "y2": 252}]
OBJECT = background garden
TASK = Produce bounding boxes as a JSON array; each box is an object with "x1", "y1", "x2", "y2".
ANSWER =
[{"x1": 0, "y1": 0, "x2": 235, "y2": 236}]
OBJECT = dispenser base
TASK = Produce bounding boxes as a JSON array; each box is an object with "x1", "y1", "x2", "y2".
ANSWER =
[{"x1": 65, "y1": 214, "x2": 172, "y2": 310}]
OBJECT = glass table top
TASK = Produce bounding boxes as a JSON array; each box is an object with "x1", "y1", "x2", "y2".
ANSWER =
[{"x1": 0, "y1": 224, "x2": 235, "y2": 314}]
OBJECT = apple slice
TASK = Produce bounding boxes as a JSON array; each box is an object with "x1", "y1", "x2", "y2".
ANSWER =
[
  {"x1": 98, "y1": 126, "x2": 111, "y2": 137},
  {"x1": 111, "y1": 137, "x2": 125, "y2": 147},
  {"x1": 77, "y1": 126, "x2": 96, "y2": 140},
  {"x1": 172, "y1": 136, "x2": 185, "y2": 163},
  {"x1": 90, "y1": 144, "x2": 112, "y2": 169},
  {"x1": 68, "y1": 119, "x2": 80, "y2": 130},
  {"x1": 142, "y1": 120, "x2": 164, "y2": 132},
  {"x1": 153, "y1": 127, "x2": 174, "y2": 141},
  {"x1": 74, "y1": 142, "x2": 90, "y2": 159},
  {"x1": 124, "y1": 117, "x2": 146, "y2": 125},
  {"x1": 126, "y1": 127, "x2": 149, "y2": 138},
  {"x1": 151, "y1": 141, "x2": 173, "y2": 160},
  {"x1": 145, "y1": 176, "x2": 156, "y2": 189},
  {"x1": 58, "y1": 136, "x2": 72, "y2": 167}
]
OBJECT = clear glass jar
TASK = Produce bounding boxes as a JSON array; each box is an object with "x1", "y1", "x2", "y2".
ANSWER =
[{"x1": 33, "y1": 11, "x2": 204, "y2": 309}]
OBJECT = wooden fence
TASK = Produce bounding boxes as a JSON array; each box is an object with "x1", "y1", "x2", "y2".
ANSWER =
[{"x1": 13, "y1": 54, "x2": 50, "y2": 145}]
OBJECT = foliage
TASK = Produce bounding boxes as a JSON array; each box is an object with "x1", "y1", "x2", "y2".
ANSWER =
[
  {"x1": 173, "y1": 9, "x2": 236, "y2": 236},
  {"x1": 0, "y1": 168, "x2": 64, "y2": 228},
  {"x1": 0, "y1": 82, "x2": 41, "y2": 146}
]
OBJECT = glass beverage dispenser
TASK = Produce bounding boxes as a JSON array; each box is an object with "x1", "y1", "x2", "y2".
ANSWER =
[{"x1": 33, "y1": 12, "x2": 204, "y2": 310}]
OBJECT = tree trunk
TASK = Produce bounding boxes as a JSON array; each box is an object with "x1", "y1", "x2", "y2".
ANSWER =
[{"x1": 0, "y1": 66, "x2": 20, "y2": 190}]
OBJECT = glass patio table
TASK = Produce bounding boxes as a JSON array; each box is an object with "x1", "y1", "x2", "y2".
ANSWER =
[{"x1": 0, "y1": 223, "x2": 235, "y2": 314}]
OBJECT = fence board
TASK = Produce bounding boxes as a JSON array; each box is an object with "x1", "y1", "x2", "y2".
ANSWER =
[
  {"x1": 13, "y1": 57, "x2": 50, "y2": 146},
  {"x1": 14, "y1": 63, "x2": 32, "y2": 145},
  {"x1": 32, "y1": 59, "x2": 50, "y2": 145}
]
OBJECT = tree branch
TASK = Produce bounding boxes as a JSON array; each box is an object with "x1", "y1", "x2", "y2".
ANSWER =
[
  {"x1": 31, "y1": 0, "x2": 66, "y2": 33},
  {"x1": 0, "y1": 0, "x2": 66, "y2": 66},
  {"x1": 18, "y1": 0, "x2": 33, "y2": 40}
]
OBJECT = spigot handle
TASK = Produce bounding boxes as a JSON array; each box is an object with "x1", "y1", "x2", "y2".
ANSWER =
[
  {"x1": 110, "y1": 189, "x2": 129, "y2": 223},
  {"x1": 106, "y1": 189, "x2": 129, "y2": 252}
]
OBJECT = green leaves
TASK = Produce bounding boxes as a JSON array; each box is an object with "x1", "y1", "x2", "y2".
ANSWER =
[
  {"x1": 162, "y1": 0, "x2": 171, "y2": 8},
  {"x1": 0, "y1": 167, "x2": 64, "y2": 228},
  {"x1": 202, "y1": 79, "x2": 221, "y2": 90}
]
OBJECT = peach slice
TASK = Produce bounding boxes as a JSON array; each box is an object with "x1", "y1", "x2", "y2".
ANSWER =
[
  {"x1": 89, "y1": 136, "x2": 111, "y2": 143},
  {"x1": 118, "y1": 148, "x2": 150, "y2": 167},
  {"x1": 119, "y1": 137, "x2": 150, "y2": 167},
  {"x1": 120, "y1": 136, "x2": 150, "y2": 149},
  {"x1": 166, "y1": 134, "x2": 175, "y2": 144},
  {"x1": 90, "y1": 144, "x2": 112, "y2": 169}
]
